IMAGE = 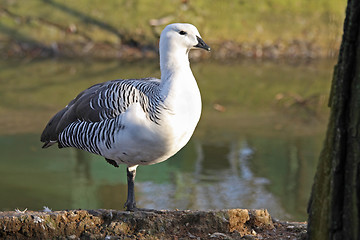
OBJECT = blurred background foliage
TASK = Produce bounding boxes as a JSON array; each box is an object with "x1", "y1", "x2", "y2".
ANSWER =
[{"x1": 0, "y1": 0, "x2": 346, "y2": 59}]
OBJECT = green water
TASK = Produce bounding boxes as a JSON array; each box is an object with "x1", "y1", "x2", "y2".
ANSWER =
[{"x1": 0, "y1": 59, "x2": 333, "y2": 221}]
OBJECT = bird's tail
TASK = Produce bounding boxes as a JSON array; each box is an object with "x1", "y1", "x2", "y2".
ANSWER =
[
  {"x1": 40, "y1": 108, "x2": 67, "y2": 148},
  {"x1": 42, "y1": 140, "x2": 57, "y2": 148}
]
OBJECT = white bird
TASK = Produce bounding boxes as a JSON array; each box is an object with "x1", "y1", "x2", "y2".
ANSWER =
[{"x1": 41, "y1": 23, "x2": 210, "y2": 211}]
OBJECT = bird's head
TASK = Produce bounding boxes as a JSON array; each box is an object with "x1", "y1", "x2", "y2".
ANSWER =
[{"x1": 160, "y1": 23, "x2": 211, "y2": 54}]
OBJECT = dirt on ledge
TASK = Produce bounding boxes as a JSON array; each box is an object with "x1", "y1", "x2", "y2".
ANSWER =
[{"x1": 0, "y1": 208, "x2": 307, "y2": 239}]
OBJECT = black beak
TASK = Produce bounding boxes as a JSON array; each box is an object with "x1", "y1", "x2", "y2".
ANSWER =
[{"x1": 194, "y1": 36, "x2": 211, "y2": 51}]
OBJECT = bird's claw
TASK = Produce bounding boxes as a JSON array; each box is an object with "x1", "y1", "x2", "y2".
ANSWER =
[{"x1": 124, "y1": 201, "x2": 137, "y2": 211}]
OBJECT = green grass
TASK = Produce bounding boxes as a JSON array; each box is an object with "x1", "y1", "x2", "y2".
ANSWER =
[{"x1": 0, "y1": 0, "x2": 346, "y2": 53}]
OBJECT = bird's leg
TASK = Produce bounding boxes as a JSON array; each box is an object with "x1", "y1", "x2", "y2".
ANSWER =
[{"x1": 124, "y1": 166, "x2": 137, "y2": 211}]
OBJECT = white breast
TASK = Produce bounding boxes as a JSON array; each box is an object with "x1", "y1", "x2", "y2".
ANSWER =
[
  {"x1": 161, "y1": 74, "x2": 202, "y2": 156},
  {"x1": 102, "y1": 72, "x2": 201, "y2": 166}
]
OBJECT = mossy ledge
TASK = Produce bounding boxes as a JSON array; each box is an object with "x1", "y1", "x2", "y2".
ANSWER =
[{"x1": 0, "y1": 209, "x2": 306, "y2": 239}]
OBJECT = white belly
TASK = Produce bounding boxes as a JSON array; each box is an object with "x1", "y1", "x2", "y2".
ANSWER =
[{"x1": 100, "y1": 93, "x2": 201, "y2": 167}]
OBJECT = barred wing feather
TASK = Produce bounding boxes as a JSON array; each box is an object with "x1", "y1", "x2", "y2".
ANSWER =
[{"x1": 40, "y1": 78, "x2": 162, "y2": 152}]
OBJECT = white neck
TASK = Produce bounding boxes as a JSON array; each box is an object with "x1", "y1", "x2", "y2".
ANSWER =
[
  {"x1": 160, "y1": 46, "x2": 191, "y2": 82},
  {"x1": 158, "y1": 42, "x2": 200, "y2": 115}
]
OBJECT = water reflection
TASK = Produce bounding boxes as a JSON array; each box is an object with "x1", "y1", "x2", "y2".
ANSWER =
[
  {"x1": 0, "y1": 59, "x2": 332, "y2": 221},
  {"x1": 0, "y1": 132, "x2": 321, "y2": 221}
]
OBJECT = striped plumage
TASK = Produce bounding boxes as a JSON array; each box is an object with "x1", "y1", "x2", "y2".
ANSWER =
[
  {"x1": 41, "y1": 23, "x2": 210, "y2": 211},
  {"x1": 45, "y1": 79, "x2": 163, "y2": 154}
]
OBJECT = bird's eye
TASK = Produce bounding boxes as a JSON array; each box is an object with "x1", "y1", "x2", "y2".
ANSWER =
[{"x1": 179, "y1": 30, "x2": 187, "y2": 35}]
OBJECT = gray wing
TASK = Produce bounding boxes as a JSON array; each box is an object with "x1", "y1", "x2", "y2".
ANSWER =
[{"x1": 40, "y1": 78, "x2": 161, "y2": 148}]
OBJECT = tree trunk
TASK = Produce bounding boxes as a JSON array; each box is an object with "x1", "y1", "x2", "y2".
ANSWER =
[{"x1": 307, "y1": 0, "x2": 360, "y2": 239}]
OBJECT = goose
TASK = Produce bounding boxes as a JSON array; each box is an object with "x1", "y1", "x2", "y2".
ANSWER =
[{"x1": 41, "y1": 23, "x2": 210, "y2": 211}]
